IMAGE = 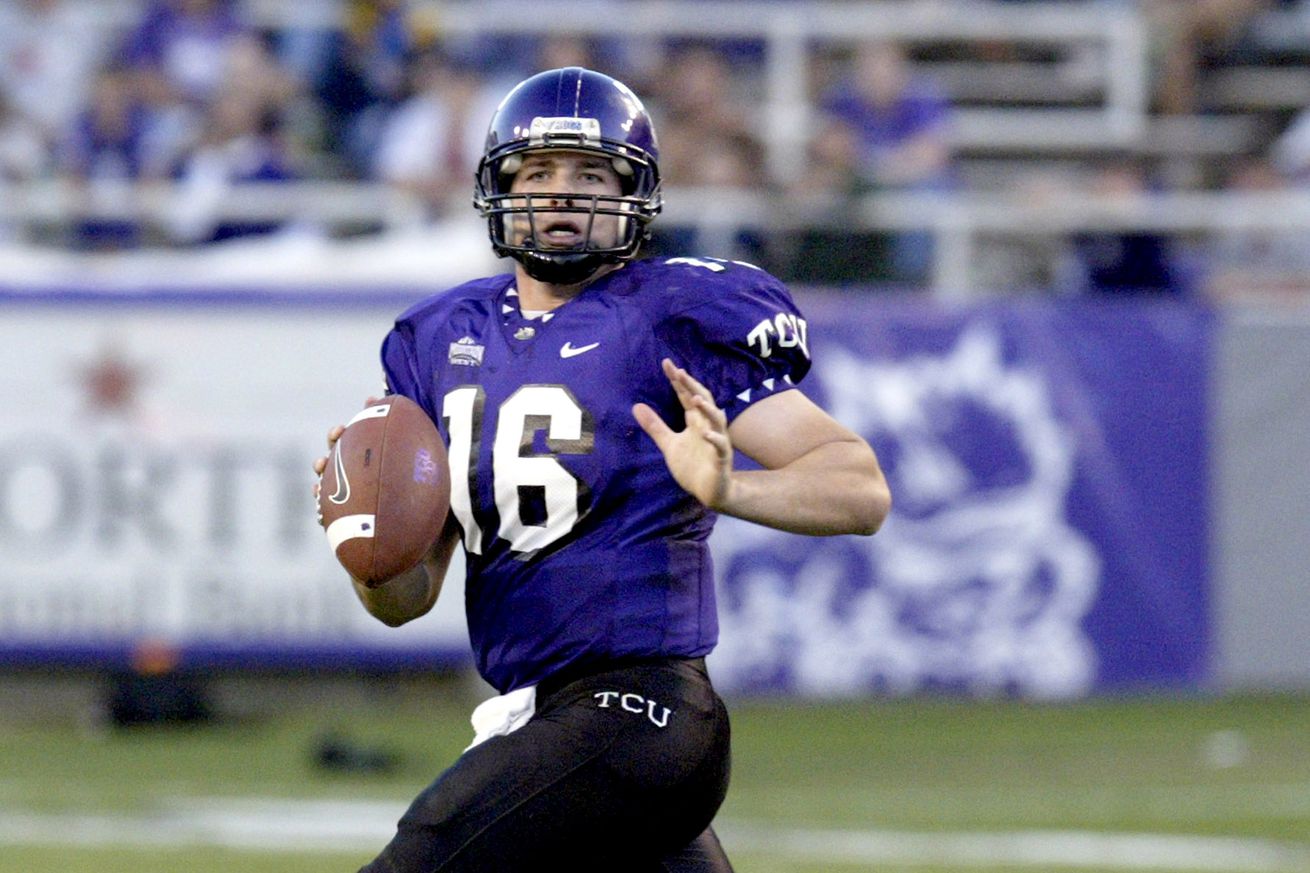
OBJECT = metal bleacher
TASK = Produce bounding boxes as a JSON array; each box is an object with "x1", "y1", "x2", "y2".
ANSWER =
[{"x1": 10, "y1": 0, "x2": 1310, "y2": 297}]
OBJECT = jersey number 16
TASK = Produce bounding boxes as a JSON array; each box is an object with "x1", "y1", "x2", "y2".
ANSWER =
[{"x1": 442, "y1": 384, "x2": 593, "y2": 555}]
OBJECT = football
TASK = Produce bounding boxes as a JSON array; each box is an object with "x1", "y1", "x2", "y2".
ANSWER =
[{"x1": 317, "y1": 395, "x2": 450, "y2": 587}]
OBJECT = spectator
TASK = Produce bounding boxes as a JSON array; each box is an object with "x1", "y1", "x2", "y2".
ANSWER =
[
  {"x1": 505, "y1": 31, "x2": 637, "y2": 104},
  {"x1": 645, "y1": 43, "x2": 761, "y2": 189},
  {"x1": 0, "y1": 90, "x2": 50, "y2": 185},
  {"x1": 116, "y1": 0, "x2": 272, "y2": 192},
  {"x1": 819, "y1": 39, "x2": 957, "y2": 286},
  {"x1": 1204, "y1": 155, "x2": 1310, "y2": 302},
  {"x1": 118, "y1": 0, "x2": 253, "y2": 109},
  {"x1": 534, "y1": 33, "x2": 607, "y2": 77},
  {"x1": 222, "y1": 32, "x2": 310, "y2": 168},
  {"x1": 224, "y1": 32, "x2": 305, "y2": 118},
  {"x1": 646, "y1": 126, "x2": 769, "y2": 264},
  {"x1": 974, "y1": 170, "x2": 1082, "y2": 293},
  {"x1": 1139, "y1": 0, "x2": 1273, "y2": 114},
  {"x1": 1270, "y1": 104, "x2": 1310, "y2": 186},
  {"x1": 436, "y1": 3, "x2": 639, "y2": 84},
  {"x1": 313, "y1": 0, "x2": 433, "y2": 177},
  {"x1": 58, "y1": 65, "x2": 164, "y2": 250},
  {"x1": 642, "y1": 42, "x2": 768, "y2": 261},
  {"x1": 1060, "y1": 157, "x2": 1185, "y2": 296},
  {"x1": 776, "y1": 116, "x2": 891, "y2": 286},
  {"x1": 371, "y1": 48, "x2": 491, "y2": 220},
  {"x1": 165, "y1": 87, "x2": 299, "y2": 244},
  {"x1": 0, "y1": 0, "x2": 109, "y2": 156},
  {"x1": 0, "y1": 91, "x2": 49, "y2": 243}
]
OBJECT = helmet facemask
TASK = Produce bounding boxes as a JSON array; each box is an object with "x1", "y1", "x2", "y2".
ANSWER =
[
  {"x1": 474, "y1": 67, "x2": 664, "y2": 285},
  {"x1": 477, "y1": 145, "x2": 662, "y2": 285}
]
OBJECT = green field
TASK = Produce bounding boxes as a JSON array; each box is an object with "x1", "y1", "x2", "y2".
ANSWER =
[{"x1": 1, "y1": 676, "x2": 1307, "y2": 872}]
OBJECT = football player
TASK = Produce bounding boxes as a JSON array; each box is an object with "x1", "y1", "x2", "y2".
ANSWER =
[{"x1": 315, "y1": 66, "x2": 891, "y2": 872}]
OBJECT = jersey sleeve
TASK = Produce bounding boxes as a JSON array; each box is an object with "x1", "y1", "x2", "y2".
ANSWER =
[
  {"x1": 656, "y1": 262, "x2": 812, "y2": 422},
  {"x1": 380, "y1": 320, "x2": 426, "y2": 407}
]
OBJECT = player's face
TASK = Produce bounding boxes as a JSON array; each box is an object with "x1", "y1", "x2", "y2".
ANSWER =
[{"x1": 507, "y1": 150, "x2": 626, "y2": 251}]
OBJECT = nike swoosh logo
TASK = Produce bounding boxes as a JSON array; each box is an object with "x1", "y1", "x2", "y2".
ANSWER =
[
  {"x1": 560, "y1": 341, "x2": 600, "y2": 358},
  {"x1": 328, "y1": 444, "x2": 351, "y2": 504}
]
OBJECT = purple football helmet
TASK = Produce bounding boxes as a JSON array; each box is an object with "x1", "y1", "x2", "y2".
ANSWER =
[{"x1": 474, "y1": 67, "x2": 663, "y2": 285}]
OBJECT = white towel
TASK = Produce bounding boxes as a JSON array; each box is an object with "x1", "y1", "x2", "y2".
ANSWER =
[{"x1": 465, "y1": 685, "x2": 537, "y2": 751}]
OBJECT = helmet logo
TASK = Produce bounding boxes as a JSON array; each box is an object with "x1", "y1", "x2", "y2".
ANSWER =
[{"x1": 528, "y1": 116, "x2": 602, "y2": 147}]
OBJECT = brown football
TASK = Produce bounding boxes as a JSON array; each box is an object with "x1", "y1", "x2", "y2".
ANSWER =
[{"x1": 317, "y1": 395, "x2": 449, "y2": 587}]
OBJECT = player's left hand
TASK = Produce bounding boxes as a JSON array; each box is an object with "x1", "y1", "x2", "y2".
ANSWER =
[{"x1": 632, "y1": 358, "x2": 733, "y2": 509}]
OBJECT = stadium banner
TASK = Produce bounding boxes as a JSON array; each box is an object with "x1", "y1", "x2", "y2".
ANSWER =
[
  {"x1": 0, "y1": 290, "x2": 1211, "y2": 695},
  {"x1": 0, "y1": 289, "x2": 471, "y2": 672},
  {"x1": 710, "y1": 295, "x2": 1213, "y2": 697}
]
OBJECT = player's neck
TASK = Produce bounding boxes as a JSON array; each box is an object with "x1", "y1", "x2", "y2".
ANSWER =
[
  {"x1": 513, "y1": 263, "x2": 621, "y2": 312},
  {"x1": 513, "y1": 274, "x2": 580, "y2": 313}
]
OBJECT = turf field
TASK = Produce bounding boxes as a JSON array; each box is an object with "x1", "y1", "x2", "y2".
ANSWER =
[{"x1": 0, "y1": 675, "x2": 1307, "y2": 872}]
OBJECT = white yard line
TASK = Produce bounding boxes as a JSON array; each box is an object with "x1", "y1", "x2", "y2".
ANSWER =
[
  {"x1": 0, "y1": 798, "x2": 1307, "y2": 871},
  {"x1": 718, "y1": 824, "x2": 1310, "y2": 872}
]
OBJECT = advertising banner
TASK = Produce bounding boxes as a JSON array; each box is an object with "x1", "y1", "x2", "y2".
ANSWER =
[
  {"x1": 0, "y1": 290, "x2": 1212, "y2": 695},
  {"x1": 0, "y1": 290, "x2": 470, "y2": 670},
  {"x1": 710, "y1": 296, "x2": 1212, "y2": 696}
]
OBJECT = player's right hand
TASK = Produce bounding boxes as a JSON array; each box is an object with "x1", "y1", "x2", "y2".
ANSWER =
[
  {"x1": 311, "y1": 423, "x2": 346, "y2": 529},
  {"x1": 311, "y1": 424, "x2": 346, "y2": 481},
  {"x1": 311, "y1": 397, "x2": 382, "y2": 501}
]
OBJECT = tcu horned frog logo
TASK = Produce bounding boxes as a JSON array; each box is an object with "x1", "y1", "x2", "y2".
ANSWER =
[{"x1": 710, "y1": 326, "x2": 1101, "y2": 699}]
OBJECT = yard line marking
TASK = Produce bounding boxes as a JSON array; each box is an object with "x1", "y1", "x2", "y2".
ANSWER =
[
  {"x1": 799, "y1": 782, "x2": 1310, "y2": 825},
  {"x1": 0, "y1": 799, "x2": 1308, "y2": 871},
  {"x1": 718, "y1": 824, "x2": 1310, "y2": 872}
]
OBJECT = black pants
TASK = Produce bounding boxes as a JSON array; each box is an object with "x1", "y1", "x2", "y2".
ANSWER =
[{"x1": 360, "y1": 658, "x2": 733, "y2": 872}]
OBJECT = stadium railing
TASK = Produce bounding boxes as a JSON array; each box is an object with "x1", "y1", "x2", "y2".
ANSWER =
[
  {"x1": 16, "y1": 1, "x2": 1300, "y2": 295},
  {"x1": 4, "y1": 180, "x2": 1310, "y2": 296},
  {"x1": 424, "y1": 0, "x2": 1154, "y2": 178}
]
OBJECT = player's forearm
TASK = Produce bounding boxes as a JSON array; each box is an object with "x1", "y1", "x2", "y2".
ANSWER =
[
  {"x1": 352, "y1": 563, "x2": 441, "y2": 626},
  {"x1": 351, "y1": 523, "x2": 457, "y2": 626},
  {"x1": 719, "y1": 440, "x2": 890, "y2": 536}
]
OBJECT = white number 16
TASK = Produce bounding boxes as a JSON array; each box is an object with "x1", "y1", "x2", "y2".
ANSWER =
[{"x1": 442, "y1": 384, "x2": 593, "y2": 555}]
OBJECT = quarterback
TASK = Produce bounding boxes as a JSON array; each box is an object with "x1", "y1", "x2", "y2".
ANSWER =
[{"x1": 315, "y1": 66, "x2": 891, "y2": 872}]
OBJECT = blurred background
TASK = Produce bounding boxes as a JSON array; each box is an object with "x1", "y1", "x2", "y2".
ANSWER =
[{"x1": 1, "y1": 1, "x2": 1308, "y2": 871}]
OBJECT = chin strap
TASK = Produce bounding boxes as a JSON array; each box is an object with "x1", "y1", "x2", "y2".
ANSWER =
[{"x1": 516, "y1": 250, "x2": 615, "y2": 285}]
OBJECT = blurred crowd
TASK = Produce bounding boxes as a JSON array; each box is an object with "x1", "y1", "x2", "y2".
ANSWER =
[{"x1": 3, "y1": 0, "x2": 1310, "y2": 299}]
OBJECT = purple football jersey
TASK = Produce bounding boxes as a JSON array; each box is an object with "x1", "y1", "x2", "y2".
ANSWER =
[{"x1": 381, "y1": 257, "x2": 812, "y2": 692}]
